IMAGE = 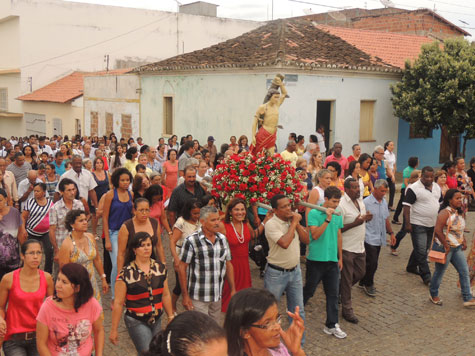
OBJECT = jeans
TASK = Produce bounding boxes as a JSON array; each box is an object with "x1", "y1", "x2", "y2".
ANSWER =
[
  {"x1": 3, "y1": 338, "x2": 39, "y2": 356},
  {"x1": 264, "y1": 264, "x2": 306, "y2": 338},
  {"x1": 430, "y1": 244, "x2": 474, "y2": 302},
  {"x1": 124, "y1": 313, "x2": 162, "y2": 354},
  {"x1": 303, "y1": 260, "x2": 339, "y2": 328},
  {"x1": 393, "y1": 187, "x2": 405, "y2": 222},
  {"x1": 407, "y1": 224, "x2": 433, "y2": 281},
  {"x1": 28, "y1": 232, "x2": 53, "y2": 274},
  {"x1": 109, "y1": 229, "x2": 119, "y2": 300},
  {"x1": 392, "y1": 214, "x2": 408, "y2": 250},
  {"x1": 360, "y1": 243, "x2": 381, "y2": 287}
]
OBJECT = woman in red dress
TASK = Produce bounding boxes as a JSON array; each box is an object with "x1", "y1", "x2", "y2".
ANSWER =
[{"x1": 220, "y1": 198, "x2": 271, "y2": 312}]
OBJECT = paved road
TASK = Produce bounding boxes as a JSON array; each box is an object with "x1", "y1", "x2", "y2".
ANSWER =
[{"x1": 101, "y1": 210, "x2": 475, "y2": 356}]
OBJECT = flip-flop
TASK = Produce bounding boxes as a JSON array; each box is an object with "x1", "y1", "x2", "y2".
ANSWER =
[
  {"x1": 390, "y1": 250, "x2": 399, "y2": 256},
  {"x1": 429, "y1": 296, "x2": 443, "y2": 306}
]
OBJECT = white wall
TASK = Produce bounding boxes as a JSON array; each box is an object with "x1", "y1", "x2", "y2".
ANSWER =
[
  {"x1": 1, "y1": 0, "x2": 260, "y2": 92},
  {"x1": 0, "y1": 72, "x2": 22, "y2": 114},
  {"x1": 83, "y1": 74, "x2": 140, "y2": 137},
  {"x1": 140, "y1": 70, "x2": 400, "y2": 158},
  {"x1": 0, "y1": 16, "x2": 20, "y2": 69}
]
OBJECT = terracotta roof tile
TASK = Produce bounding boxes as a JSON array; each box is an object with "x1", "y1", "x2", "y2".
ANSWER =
[
  {"x1": 134, "y1": 18, "x2": 400, "y2": 73},
  {"x1": 317, "y1": 25, "x2": 434, "y2": 69},
  {"x1": 17, "y1": 69, "x2": 131, "y2": 103}
]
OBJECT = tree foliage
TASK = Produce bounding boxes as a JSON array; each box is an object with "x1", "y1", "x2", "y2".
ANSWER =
[{"x1": 390, "y1": 38, "x2": 475, "y2": 156}]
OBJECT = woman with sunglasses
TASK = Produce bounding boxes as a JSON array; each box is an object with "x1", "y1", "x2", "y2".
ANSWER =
[
  {"x1": 0, "y1": 240, "x2": 54, "y2": 356},
  {"x1": 110, "y1": 231, "x2": 173, "y2": 354},
  {"x1": 225, "y1": 288, "x2": 305, "y2": 356}
]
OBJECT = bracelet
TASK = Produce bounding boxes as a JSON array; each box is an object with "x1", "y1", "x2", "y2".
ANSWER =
[
  {"x1": 101, "y1": 274, "x2": 106, "y2": 279},
  {"x1": 325, "y1": 219, "x2": 331, "y2": 224},
  {"x1": 260, "y1": 222, "x2": 265, "y2": 227}
]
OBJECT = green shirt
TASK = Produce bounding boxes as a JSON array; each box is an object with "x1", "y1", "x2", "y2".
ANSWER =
[
  {"x1": 307, "y1": 209, "x2": 343, "y2": 262},
  {"x1": 402, "y1": 166, "x2": 414, "y2": 189}
]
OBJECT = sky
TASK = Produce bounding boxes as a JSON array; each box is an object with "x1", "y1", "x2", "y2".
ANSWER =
[{"x1": 65, "y1": 0, "x2": 475, "y2": 37}]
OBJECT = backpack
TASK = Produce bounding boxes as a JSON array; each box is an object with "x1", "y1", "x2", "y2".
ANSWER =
[{"x1": 0, "y1": 232, "x2": 20, "y2": 270}]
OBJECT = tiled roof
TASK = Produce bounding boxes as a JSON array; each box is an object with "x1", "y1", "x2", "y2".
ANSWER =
[
  {"x1": 317, "y1": 25, "x2": 434, "y2": 69},
  {"x1": 303, "y1": 7, "x2": 470, "y2": 37},
  {"x1": 17, "y1": 69, "x2": 131, "y2": 103},
  {"x1": 135, "y1": 18, "x2": 401, "y2": 73}
]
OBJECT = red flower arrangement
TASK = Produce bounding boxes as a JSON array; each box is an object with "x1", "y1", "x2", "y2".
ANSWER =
[{"x1": 211, "y1": 151, "x2": 305, "y2": 207}]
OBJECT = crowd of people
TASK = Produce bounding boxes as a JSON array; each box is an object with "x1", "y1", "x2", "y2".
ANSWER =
[{"x1": 0, "y1": 132, "x2": 474, "y2": 355}]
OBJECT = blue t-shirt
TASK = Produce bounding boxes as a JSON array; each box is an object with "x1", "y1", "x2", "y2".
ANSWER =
[
  {"x1": 402, "y1": 166, "x2": 414, "y2": 189},
  {"x1": 307, "y1": 208, "x2": 343, "y2": 262},
  {"x1": 377, "y1": 160, "x2": 387, "y2": 180},
  {"x1": 53, "y1": 161, "x2": 66, "y2": 176}
]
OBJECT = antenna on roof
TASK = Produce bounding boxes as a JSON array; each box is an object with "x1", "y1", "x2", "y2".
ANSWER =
[
  {"x1": 380, "y1": 0, "x2": 395, "y2": 8},
  {"x1": 328, "y1": 11, "x2": 347, "y2": 22}
]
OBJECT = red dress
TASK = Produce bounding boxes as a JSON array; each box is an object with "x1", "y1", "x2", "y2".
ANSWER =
[{"x1": 221, "y1": 222, "x2": 252, "y2": 312}]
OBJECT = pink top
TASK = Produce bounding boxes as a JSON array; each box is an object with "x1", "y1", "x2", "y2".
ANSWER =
[
  {"x1": 37, "y1": 296, "x2": 102, "y2": 356},
  {"x1": 162, "y1": 161, "x2": 178, "y2": 195},
  {"x1": 4, "y1": 269, "x2": 47, "y2": 340},
  {"x1": 150, "y1": 200, "x2": 165, "y2": 222}
]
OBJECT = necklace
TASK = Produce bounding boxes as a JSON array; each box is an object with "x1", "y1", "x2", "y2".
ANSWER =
[{"x1": 231, "y1": 221, "x2": 245, "y2": 244}]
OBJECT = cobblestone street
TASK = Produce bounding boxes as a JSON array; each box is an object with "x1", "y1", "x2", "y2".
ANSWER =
[{"x1": 101, "y1": 210, "x2": 475, "y2": 356}]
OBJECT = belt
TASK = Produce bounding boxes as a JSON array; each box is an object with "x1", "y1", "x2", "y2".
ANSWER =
[
  {"x1": 10, "y1": 331, "x2": 36, "y2": 341},
  {"x1": 267, "y1": 263, "x2": 297, "y2": 273}
]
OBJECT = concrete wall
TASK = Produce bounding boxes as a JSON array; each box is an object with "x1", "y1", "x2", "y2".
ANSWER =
[
  {"x1": 397, "y1": 119, "x2": 475, "y2": 171},
  {"x1": 140, "y1": 70, "x2": 400, "y2": 159},
  {"x1": 20, "y1": 101, "x2": 82, "y2": 137},
  {"x1": 83, "y1": 74, "x2": 140, "y2": 138},
  {"x1": 0, "y1": 116, "x2": 24, "y2": 138},
  {"x1": 1, "y1": 0, "x2": 260, "y2": 92}
]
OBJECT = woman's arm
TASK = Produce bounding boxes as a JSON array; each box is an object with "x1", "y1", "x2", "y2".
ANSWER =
[
  {"x1": 92, "y1": 316, "x2": 105, "y2": 356},
  {"x1": 109, "y1": 281, "x2": 126, "y2": 345},
  {"x1": 306, "y1": 188, "x2": 320, "y2": 225},
  {"x1": 90, "y1": 234, "x2": 109, "y2": 294},
  {"x1": 117, "y1": 224, "x2": 129, "y2": 273},
  {"x1": 36, "y1": 321, "x2": 52, "y2": 356},
  {"x1": 169, "y1": 227, "x2": 182, "y2": 271},
  {"x1": 44, "y1": 273, "x2": 54, "y2": 296},
  {"x1": 58, "y1": 238, "x2": 72, "y2": 268},
  {"x1": 160, "y1": 213, "x2": 172, "y2": 236},
  {"x1": 102, "y1": 191, "x2": 114, "y2": 251},
  {"x1": 161, "y1": 279, "x2": 174, "y2": 322},
  {"x1": 434, "y1": 210, "x2": 450, "y2": 251},
  {"x1": 152, "y1": 220, "x2": 166, "y2": 264},
  {"x1": 0, "y1": 273, "x2": 12, "y2": 338}
]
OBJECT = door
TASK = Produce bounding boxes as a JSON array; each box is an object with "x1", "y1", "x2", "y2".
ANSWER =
[
  {"x1": 53, "y1": 118, "x2": 62, "y2": 136},
  {"x1": 24, "y1": 113, "x2": 46, "y2": 136},
  {"x1": 316, "y1": 101, "x2": 334, "y2": 151}
]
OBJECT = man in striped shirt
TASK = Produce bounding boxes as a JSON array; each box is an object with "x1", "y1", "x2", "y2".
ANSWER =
[{"x1": 178, "y1": 206, "x2": 235, "y2": 321}]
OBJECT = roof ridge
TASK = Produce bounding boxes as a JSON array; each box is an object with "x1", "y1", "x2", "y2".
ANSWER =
[{"x1": 276, "y1": 19, "x2": 286, "y2": 65}]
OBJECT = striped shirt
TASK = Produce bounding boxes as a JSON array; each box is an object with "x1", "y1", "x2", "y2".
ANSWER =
[
  {"x1": 24, "y1": 197, "x2": 54, "y2": 236},
  {"x1": 118, "y1": 260, "x2": 167, "y2": 323},
  {"x1": 179, "y1": 229, "x2": 231, "y2": 302}
]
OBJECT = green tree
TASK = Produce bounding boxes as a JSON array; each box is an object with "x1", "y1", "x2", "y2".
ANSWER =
[{"x1": 390, "y1": 38, "x2": 475, "y2": 157}]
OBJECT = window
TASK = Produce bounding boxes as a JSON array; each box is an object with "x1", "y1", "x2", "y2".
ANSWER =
[
  {"x1": 409, "y1": 123, "x2": 432, "y2": 139},
  {"x1": 0, "y1": 88, "x2": 7, "y2": 112},
  {"x1": 90, "y1": 112, "x2": 99, "y2": 136},
  {"x1": 359, "y1": 100, "x2": 375, "y2": 142},
  {"x1": 75, "y1": 119, "x2": 81, "y2": 136},
  {"x1": 105, "y1": 113, "x2": 114, "y2": 136},
  {"x1": 163, "y1": 97, "x2": 173, "y2": 135}
]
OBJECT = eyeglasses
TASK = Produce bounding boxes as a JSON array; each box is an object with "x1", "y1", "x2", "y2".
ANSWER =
[
  {"x1": 25, "y1": 251, "x2": 43, "y2": 256},
  {"x1": 137, "y1": 209, "x2": 150, "y2": 213},
  {"x1": 250, "y1": 315, "x2": 282, "y2": 330}
]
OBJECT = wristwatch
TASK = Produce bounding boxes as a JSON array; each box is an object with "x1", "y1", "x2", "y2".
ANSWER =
[{"x1": 325, "y1": 219, "x2": 331, "y2": 224}]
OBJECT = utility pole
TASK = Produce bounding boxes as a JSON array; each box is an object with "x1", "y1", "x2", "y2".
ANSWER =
[
  {"x1": 272, "y1": 0, "x2": 274, "y2": 20},
  {"x1": 104, "y1": 55, "x2": 109, "y2": 71}
]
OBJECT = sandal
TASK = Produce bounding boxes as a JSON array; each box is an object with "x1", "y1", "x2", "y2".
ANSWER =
[
  {"x1": 390, "y1": 249, "x2": 399, "y2": 256},
  {"x1": 429, "y1": 295, "x2": 443, "y2": 306}
]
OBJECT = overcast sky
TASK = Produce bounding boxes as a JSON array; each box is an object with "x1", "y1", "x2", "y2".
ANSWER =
[{"x1": 66, "y1": 0, "x2": 475, "y2": 37}]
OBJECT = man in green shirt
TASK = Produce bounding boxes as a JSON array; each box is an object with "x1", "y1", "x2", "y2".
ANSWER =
[{"x1": 303, "y1": 186, "x2": 346, "y2": 339}]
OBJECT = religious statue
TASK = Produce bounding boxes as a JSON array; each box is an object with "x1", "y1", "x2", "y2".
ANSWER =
[{"x1": 251, "y1": 74, "x2": 288, "y2": 155}]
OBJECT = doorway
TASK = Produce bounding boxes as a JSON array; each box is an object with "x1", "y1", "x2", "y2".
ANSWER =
[{"x1": 316, "y1": 100, "x2": 334, "y2": 152}]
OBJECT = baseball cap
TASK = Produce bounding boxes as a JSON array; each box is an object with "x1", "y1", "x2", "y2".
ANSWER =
[{"x1": 207, "y1": 136, "x2": 215, "y2": 142}]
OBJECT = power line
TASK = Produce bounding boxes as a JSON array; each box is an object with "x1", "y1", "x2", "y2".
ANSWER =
[
  {"x1": 20, "y1": 14, "x2": 170, "y2": 69},
  {"x1": 426, "y1": 0, "x2": 475, "y2": 11},
  {"x1": 288, "y1": 0, "x2": 347, "y2": 10}
]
